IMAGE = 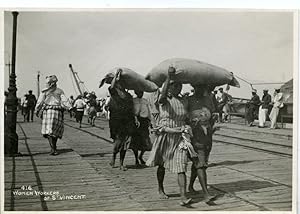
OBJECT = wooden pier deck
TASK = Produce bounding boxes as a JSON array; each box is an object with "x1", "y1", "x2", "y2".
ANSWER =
[{"x1": 3, "y1": 114, "x2": 294, "y2": 211}]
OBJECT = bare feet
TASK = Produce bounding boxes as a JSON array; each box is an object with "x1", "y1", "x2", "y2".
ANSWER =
[
  {"x1": 109, "y1": 161, "x2": 115, "y2": 168},
  {"x1": 188, "y1": 185, "x2": 196, "y2": 193},
  {"x1": 158, "y1": 191, "x2": 169, "y2": 199},
  {"x1": 50, "y1": 151, "x2": 58, "y2": 156},
  {"x1": 139, "y1": 158, "x2": 146, "y2": 165},
  {"x1": 180, "y1": 198, "x2": 192, "y2": 206},
  {"x1": 203, "y1": 194, "x2": 216, "y2": 203},
  {"x1": 120, "y1": 166, "x2": 128, "y2": 171}
]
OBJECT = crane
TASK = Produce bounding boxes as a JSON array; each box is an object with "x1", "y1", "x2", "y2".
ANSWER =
[{"x1": 68, "y1": 64, "x2": 89, "y2": 96}]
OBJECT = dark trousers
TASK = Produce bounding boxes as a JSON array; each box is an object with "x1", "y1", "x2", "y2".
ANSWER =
[
  {"x1": 23, "y1": 107, "x2": 29, "y2": 121},
  {"x1": 246, "y1": 106, "x2": 258, "y2": 123},
  {"x1": 26, "y1": 106, "x2": 35, "y2": 121}
]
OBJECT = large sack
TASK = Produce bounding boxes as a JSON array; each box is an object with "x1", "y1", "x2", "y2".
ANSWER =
[
  {"x1": 99, "y1": 67, "x2": 158, "y2": 92},
  {"x1": 146, "y1": 58, "x2": 240, "y2": 88}
]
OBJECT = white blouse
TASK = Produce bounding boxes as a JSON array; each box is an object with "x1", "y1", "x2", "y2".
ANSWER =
[{"x1": 35, "y1": 87, "x2": 71, "y2": 110}]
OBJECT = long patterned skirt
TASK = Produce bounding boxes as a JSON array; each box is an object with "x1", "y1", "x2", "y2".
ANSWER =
[
  {"x1": 42, "y1": 108, "x2": 64, "y2": 139},
  {"x1": 146, "y1": 132, "x2": 188, "y2": 174}
]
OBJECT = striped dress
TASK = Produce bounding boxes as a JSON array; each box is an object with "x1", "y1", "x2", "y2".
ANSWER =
[{"x1": 146, "y1": 95, "x2": 188, "y2": 173}]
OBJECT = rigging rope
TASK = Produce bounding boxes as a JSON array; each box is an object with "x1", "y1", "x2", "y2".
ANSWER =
[{"x1": 234, "y1": 74, "x2": 285, "y2": 90}]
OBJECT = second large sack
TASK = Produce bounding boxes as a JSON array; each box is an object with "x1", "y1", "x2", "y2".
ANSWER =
[{"x1": 146, "y1": 58, "x2": 240, "y2": 87}]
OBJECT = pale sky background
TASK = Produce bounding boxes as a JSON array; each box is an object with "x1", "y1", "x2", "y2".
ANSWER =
[{"x1": 4, "y1": 11, "x2": 294, "y2": 99}]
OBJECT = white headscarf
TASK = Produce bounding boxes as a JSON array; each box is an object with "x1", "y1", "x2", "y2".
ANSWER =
[{"x1": 42, "y1": 75, "x2": 58, "y2": 93}]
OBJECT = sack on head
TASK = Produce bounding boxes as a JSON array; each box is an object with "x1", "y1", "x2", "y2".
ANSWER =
[
  {"x1": 100, "y1": 67, "x2": 158, "y2": 92},
  {"x1": 146, "y1": 58, "x2": 240, "y2": 88}
]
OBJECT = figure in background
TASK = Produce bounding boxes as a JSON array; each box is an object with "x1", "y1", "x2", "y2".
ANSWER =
[
  {"x1": 97, "y1": 98, "x2": 106, "y2": 118},
  {"x1": 269, "y1": 88, "x2": 284, "y2": 129},
  {"x1": 107, "y1": 69, "x2": 135, "y2": 171},
  {"x1": 130, "y1": 90, "x2": 152, "y2": 166},
  {"x1": 258, "y1": 89, "x2": 272, "y2": 128},
  {"x1": 246, "y1": 89, "x2": 260, "y2": 127},
  {"x1": 35, "y1": 75, "x2": 71, "y2": 156},
  {"x1": 27, "y1": 90, "x2": 37, "y2": 122},
  {"x1": 217, "y1": 88, "x2": 230, "y2": 122},
  {"x1": 146, "y1": 67, "x2": 192, "y2": 206},
  {"x1": 87, "y1": 92, "x2": 97, "y2": 126},
  {"x1": 209, "y1": 86, "x2": 219, "y2": 113},
  {"x1": 83, "y1": 92, "x2": 90, "y2": 122},
  {"x1": 22, "y1": 95, "x2": 29, "y2": 122},
  {"x1": 104, "y1": 95, "x2": 111, "y2": 120},
  {"x1": 21, "y1": 94, "x2": 27, "y2": 116},
  {"x1": 73, "y1": 95, "x2": 86, "y2": 128},
  {"x1": 68, "y1": 95, "x2": 75, "y2": 118}
]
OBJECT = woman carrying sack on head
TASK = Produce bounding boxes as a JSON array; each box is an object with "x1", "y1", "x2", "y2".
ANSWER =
[
  {"x1": 35, "y1": 75, "x2": 72, "y2": 156},
  {"x1": 107, "y1": 69, "x2": 136, "y2": 171},
  {"x1": 146, "y1": 67, "x2": 192, "y2": 206}
]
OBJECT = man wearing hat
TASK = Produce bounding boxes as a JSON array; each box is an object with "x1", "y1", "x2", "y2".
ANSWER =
[
  {"x1": 269, "y1": 88, "x2": 284, "y2": 129},
  {"x1": 258, "y1": 89, "x2": 272, "y2": 128},
  {"x1": 27, "y1": 90, "x2": 37, "y2": 122},
  {"x1": 246, "y1": 89, "x2": 260, "y2": 126},
  {"x1": 35, "y1": 75, "x2": 71, "y2": 155}
]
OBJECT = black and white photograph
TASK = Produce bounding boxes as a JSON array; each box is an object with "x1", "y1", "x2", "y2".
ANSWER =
[{"x1": 1, "y1": 8, "x2": 298, "y2": 212}]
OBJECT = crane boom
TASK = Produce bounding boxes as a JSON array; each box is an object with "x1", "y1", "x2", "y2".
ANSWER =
[{"x1": 69, "y1": 64, "x2": 83, "y2": 95}]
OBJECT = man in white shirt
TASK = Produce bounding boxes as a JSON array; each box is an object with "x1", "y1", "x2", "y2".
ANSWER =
[
  {"x1": 269, "y1": 88, "x2": 284, "y2": 129},
  {"x1": 73, "y1": 95, "x2": 86, "y2": 128}
]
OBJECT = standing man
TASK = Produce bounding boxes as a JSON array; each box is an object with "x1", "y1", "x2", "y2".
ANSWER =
[
  {"x1": 269, "y1": 88, "x2": 284, "y2": 129},
  {"x1": 258, "y1": 89, "x2": 272, "y2": 128},
  {"x1": 27, "y1": 90, "x2": 37, "y2": 122},
  {"x1": 218, "y1": 88, "x2": 230, "y2": 122},
  {"x1": 246, "y1": 89, "x2": 260, "y2": 126},
  {"x1": 187, "y1": 84, "x2": 216, "y2": 203}
]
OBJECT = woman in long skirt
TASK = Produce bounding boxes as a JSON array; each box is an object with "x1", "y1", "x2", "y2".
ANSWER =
[
  {"x1": 146, "y1": 67, "x2": 191, "y2": 206},
  {"x1": 130, "y1": 90, "x2": 152, "y2": 165},
  {"x1": 107, "y1": 69, "x2": 135, "y2": 171},
  {"x1": 35, "y1": 75, "x2": 71, "y2": 155}
]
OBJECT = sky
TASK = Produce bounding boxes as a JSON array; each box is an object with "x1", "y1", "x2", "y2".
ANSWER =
[{"x1": 4, "y1": 10, "x2": 294, "y2": 99}]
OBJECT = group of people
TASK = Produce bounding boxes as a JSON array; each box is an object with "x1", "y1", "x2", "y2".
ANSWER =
[
  {"x1": 21, "y1": 90, "x2": 37, "y2": 122},
  {"x1": 246, "y1": 88, "x2": 284, "y2": 129},
  {"x1": 106, "y1": 68, "x2": 219, "y2": 205},
  {"x1": 213, "y1": 87, "x2": 232, "y2": 123},
  {"x1": 32, "y1": 71, "x2": 286, "y2": 206},
  {"x1": 67, "y1": 92, "x2": 111, "y2": 128},
  {"x1": 106, "y1": 69, "x2": 153, "y2": 170}
]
